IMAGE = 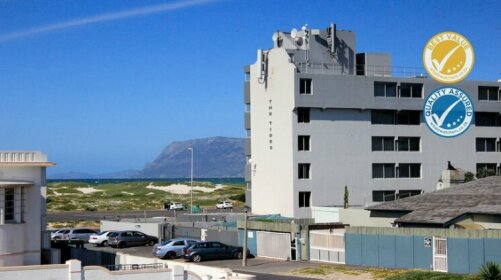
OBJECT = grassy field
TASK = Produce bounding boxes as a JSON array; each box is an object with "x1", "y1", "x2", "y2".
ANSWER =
[
  {"x1": 293, "y1": 265, "x2": 480, "y2": 279},
  {"x1": 47, "y1": 180, "x2": 245, "y2": 212}
]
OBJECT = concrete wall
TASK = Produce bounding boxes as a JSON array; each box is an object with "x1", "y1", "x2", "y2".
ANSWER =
[
  {"x1": 101, "y1": 221, "x2": 162, "y2": 239},
  {"x1": 311, "y1": 207, "x2": 394, "y2": 227},
  {"x1": 0, "y1": 258, "x2": 255, "y2": 280},
  {"x1": 0, "y1": 162, "x2": 48, "y2": 266}
]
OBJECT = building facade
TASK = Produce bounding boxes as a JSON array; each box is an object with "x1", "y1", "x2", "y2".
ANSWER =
[
  {"x1": 0, "y1": 151, "x2": 54, "y2": 266},
  {"x1": 243, "y1": 24, "x2": 501, "y2": 218}
]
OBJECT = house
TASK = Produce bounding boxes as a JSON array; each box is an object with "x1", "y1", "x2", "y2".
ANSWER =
[
  {"x1": 367, "y1": 176, "x2": 501, "y2": 229},
  {"x1": 0, "y1": 151, "x2": 54, "y2": 266}
]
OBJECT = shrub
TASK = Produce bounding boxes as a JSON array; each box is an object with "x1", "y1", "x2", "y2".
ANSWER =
[{"x1": 479, "y1": 262, "x2": 501, "y2": 280}]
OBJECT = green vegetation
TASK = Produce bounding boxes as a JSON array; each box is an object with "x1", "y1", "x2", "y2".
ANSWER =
[
  {"x1": 47, "y1": 180, "x2": 245, "y2": 212},
  {"x1": 479, "y1": 262, "x2": 501, "y2": 280},
  {"x1": 294, "y1": 265, "x2": 480, "y2": 280}
]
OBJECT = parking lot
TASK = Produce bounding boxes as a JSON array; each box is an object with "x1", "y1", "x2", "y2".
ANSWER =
[{"x1": 82, "y1": 242, "x2": 325, "y2": 278}]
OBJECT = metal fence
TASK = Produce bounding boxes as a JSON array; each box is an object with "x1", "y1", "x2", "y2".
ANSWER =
[{"x1": 103, "y1": 263, "x2": 166, "y2": 271}]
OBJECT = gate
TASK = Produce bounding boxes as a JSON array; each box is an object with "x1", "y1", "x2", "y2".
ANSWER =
[
  {"x1": 309, "y1": 229, "x2": 345, "y2": 264},
  {"x1": 433, "y1": 237, "x2": 448, "y2": 272},
  {"x1": 256, "y1": 231, "x2": 291, "y2": 260}
]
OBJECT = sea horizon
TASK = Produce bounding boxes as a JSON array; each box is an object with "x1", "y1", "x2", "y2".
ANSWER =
[{"x1": 47, "y1": 177, "x2": 245, "y2": 185}]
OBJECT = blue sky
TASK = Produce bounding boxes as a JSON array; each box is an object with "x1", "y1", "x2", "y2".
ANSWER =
[{"x1": 0, "y1": 0, "x2": 499, "y2": 175}]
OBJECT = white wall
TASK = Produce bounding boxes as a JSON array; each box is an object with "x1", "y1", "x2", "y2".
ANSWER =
[
  {"x1": 101, "y1": 220, "x2": 162, "y2": 238},
  {"x1": 311, "y1": 206, "x2": 394, "y2": 227}
]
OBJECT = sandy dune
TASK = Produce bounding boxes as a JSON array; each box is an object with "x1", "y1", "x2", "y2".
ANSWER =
[{"x1": 146, "y1": 183, "x2": 224, "y2": 195}]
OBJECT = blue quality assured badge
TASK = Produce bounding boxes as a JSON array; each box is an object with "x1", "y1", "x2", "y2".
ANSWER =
[{"x1": 423, "y1": 87, "x2": 474, "y2": 137}]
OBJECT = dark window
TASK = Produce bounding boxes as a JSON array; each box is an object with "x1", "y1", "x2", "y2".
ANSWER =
[
  {"x1": 298, "y1": 135, "x2": 310, "y2": 151},
  {"x1": 396, "y1": 111, "x2": 420, "y2": 125},
  {"x1": 397, "y1": 190, "x2": 422, "y2": 199},
  {"x1": 372, "y1": 164, "x2": 395, "y2": 178},
  {"x1": 372, "y1": 190, "x2": 396, "y2": 202},
  {"x1": 374, "y1": 82, "x2": 397, "y2": 97},
  {"x1": 476, "y1": 112, "x2": 501, "y2": 127},
  {"x1": 299, "y1": 191, "x2": 311, "y2": 208},
  {"x1": 398, "y1": 163, "x2": 421, "y2": 178},
  {"x1": 298, "y1": 163, "x2": 310, "y2": 179},
  {"x1": 476, "y1": 138, "x2": 497, "y2": 152},
  {"x1": 4, "y1": 188, "x2": 14, "y2": 221},
  {"x1": 297, "y1": 108, "x2": 310, "y2": 123},
  {"x1": 476, "y1": 163, "x2": 497, "y2": 173},
  {"x1": 371, "y1": 110, "x2": 396, "y2": 124},
  {"x1": 478, "y1": 86, "x2": 499, "y2": 101},
  {"x1": 397, "y1": 137, "x2": 420, "y2": 151},
  {"x1": 372, "y1": 137, "x2": 395, "y2": 151},
  {"x1": 400, "y1": 83, "x2": 423, "y2": 98},
  {"x1": 299, "y1": 79, "x2": 312, "y2": 95},
  {"x1": 173, "y1": 241, "x2": 185, "y2": 246}
]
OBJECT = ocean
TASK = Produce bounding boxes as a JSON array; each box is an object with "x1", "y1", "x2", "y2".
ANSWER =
[{"x1": 47, "y1": 178, "x2": 245, "y2": 185}]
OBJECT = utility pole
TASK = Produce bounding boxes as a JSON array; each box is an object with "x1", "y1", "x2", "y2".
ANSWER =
[{"x1": 242, "y1": 209, "x2": 248, "y2": 267}]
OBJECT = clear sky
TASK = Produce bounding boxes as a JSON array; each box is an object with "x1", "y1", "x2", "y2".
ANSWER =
[{"x1": 0, "y1": 0, "x2": 499, "y2": 175}]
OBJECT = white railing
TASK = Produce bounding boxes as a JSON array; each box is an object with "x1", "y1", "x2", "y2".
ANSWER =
[
  {"x1": 296, "y1": 63, "x2": 427, "y2": 78},
  {"x1": 0, "y1": 151, "x2": 47, "y2": 163}
]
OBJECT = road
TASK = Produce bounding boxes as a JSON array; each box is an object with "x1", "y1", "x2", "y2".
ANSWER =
[
  {"x1": 83, "y1": 243, "x2": 325, "y2": 280},
  {"x1": 47, "y1": 208, "x2": 244, "y2": 222}
]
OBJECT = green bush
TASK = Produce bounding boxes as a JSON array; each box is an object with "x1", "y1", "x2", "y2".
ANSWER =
[{"x1": 479, "y1": 262, "x2": 501, "y2": 280}]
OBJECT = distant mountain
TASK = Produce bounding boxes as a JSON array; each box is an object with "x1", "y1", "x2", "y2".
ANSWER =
[
  {"x1": 138, "y1": 137, "x2": 245, "y2": 178},
  {"x1": 48, "y1": 136, "x2": 245, "y2": 179}
]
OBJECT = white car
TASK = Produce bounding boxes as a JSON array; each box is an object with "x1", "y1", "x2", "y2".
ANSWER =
[
  {"x1": 216, "y1": 201, "x2": 233, "y2": 209},
  {"x1": 165, "y1": 202, "x2": 184, "y2": 210},
  {"x1": 51, "y1": 228, "x2": 70, "y2": 240},
  {"x1": 89, "y1": 231, "x2": 116, "y2": 246}
]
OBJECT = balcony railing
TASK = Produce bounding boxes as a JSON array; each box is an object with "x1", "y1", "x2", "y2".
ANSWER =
[
  {"x1": 0, "y1": 151, "x2": 48, "y2": 163},
  {"x1": 296, "y1": 62, "x2": 427, "y2": 78}
]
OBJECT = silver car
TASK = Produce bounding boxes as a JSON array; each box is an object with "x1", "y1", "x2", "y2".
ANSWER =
[{"x1": 152, "y1": 238, "x2": 200, "y2": 259}]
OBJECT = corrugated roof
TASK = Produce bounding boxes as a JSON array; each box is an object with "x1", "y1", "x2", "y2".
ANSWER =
[{"x1": 366, "y1": 176, "x2": 501, "y2": 226}]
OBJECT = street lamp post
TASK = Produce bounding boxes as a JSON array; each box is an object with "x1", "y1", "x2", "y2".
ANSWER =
[{"x1": 188, "y1": 147, "x2": 194, "y2": 214}]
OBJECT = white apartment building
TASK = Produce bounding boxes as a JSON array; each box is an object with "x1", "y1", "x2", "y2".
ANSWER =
[
  {"x1": 0, "y1": 151, "x2": 54, "y2": 266},
  {"x1": 243, "y1": 24, "x2": 501, "y2": 218}
]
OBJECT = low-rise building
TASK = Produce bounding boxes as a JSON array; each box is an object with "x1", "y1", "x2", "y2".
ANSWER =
[{"x1": 0, "y1": 151, "x2": 54, "y2": 266}]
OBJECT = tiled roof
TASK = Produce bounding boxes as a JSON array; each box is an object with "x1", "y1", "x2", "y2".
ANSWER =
[{"x1": 366, "y1": 176, "x2": 501, "y2": 225}]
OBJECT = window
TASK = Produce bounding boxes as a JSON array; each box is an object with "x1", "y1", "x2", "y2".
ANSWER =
[
  {"x1": 299, "y1": 79, "x2": 312, "y2": 95},
  {"x1": 400, "y1": 83, "x2": 423, "y2": 98},
  {"x1": 299, "y1": 191, "x2": 311, "y2": 208},
  {"x1": 4, "y1": 188, "x2": 14, "y2": 221},
  {"x1": 478, "y1": 86, "x2": 499, "y2": 101},
  {"x1": 372, "y1": 163, "x2": 395, "y2": 178},
  {"x1": 398, "y1": 163, "x2": 421, "y2": 178},
  {"x1": 397, "y1": 137, "x2": 420, "y2": 151},
  {"x1": 371, "y1": 110, "x2": 420, "y2": 125},
  {"x1": 371, "y1": 110, "x2": 395, "y2": 124},
  {"x1": 298, "y1": 135, "x2": 310, "y2": 151},
  {"x1": 372, "y1": 137, "x2": 395, "y2": 151},
  {"x1": 173, "y1": 241, "x2": 185, "y2": 246},
  {"x1": 476, "y1": 163, "x2": 497, "y2": 174},
  {"x1": 372, "y1": 190, "x2": 396, "y2": 202},
  {"x1": 396, "y1": 111, "x2": 420, "y2": 125},
  {"x1": 476, "y1": 112, "x2": 501, "y2": 127},
  {"x1": 374, "y1": 82, "x2": 397, "y2": 97},
  {"x1": 297, "y1": 108, "x2": 310, "y2": 123},
  {"x1": 476, "y1": 138, "x2": 497, "y2": 152},
  {"x1": 298, "y1": 163, "x2": 311, "y2": 179},
  {"x1": 397, "y1": 190, "x2": 422, "y2": 199}
]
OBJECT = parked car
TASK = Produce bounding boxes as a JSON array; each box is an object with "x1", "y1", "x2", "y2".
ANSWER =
[
  {"x1": 183, "y1": 241, "x2": 249, "y2": 262},
  {"x1": 51, "y1": 228, "x2": 97, "y2": 242},
  {"x1": 51, "y1": 228, "x2": 70, "y2": 240},
  {"x1": 216, "y1": 201, "x2": 233, "y2": 209},
  {"x1": 164, "y1": 202, "x2": 184, "y2": 210},
  {"x1": 89, "y1": 231, "x2": 116, "y2": 246},
  {"x1": 109, "y1": 231, "x2": 158, "y2": 248},
  {"x1": 152, "y1": 238, "x2": 200, "y2": 259}
]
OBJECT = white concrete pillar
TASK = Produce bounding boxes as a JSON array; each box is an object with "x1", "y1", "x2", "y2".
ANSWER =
[
  {"x1": 0, "y1": 188, "x2": 4, "y2": 225},
  {"x1": 172, "y1": 265, "x2": 184, "y2": 280},
  {"x1": 66, "y1": 259, "x2": 82, "y2": 280}
]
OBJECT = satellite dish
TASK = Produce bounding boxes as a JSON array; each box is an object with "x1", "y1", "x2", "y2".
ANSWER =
[
  {"x1": 272, "y1": 32, "x2": 279, "y2": 42},
  {"x1": 290, "y1": 28, "x2": 298, "y2": 39},
  {"x1": 296, "y1": 30, "x2": 306, "y2": 38}
]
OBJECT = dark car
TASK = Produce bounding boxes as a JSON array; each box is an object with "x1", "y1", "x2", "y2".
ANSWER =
[
  {"x1": 183, "y1": 241, "x2": 249, "y2": 262},
  {"x1": 108, "y1": 230, "x2": 158, "y2": 248}
]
